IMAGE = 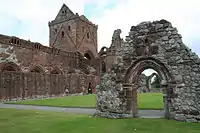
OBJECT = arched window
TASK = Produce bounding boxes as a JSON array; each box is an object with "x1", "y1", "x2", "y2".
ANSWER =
[
  {"x1": 87, "y1": 32, "x2": 90, "y2": 39},
  {"x1": 68, "y1": 26, "x2": 71, "y2": 31},
  {"x1": 61, "y1": 31, "x2": 65, "y2": 38}
]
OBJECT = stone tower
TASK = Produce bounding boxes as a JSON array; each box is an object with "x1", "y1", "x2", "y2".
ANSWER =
[{"x1": 49, "y1": 4, "x2": 98, "y2": 58}]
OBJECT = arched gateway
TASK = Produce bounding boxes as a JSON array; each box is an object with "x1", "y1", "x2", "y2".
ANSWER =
[{"x1": 96, "y1": 20, "x2": 200, "y2": 123}]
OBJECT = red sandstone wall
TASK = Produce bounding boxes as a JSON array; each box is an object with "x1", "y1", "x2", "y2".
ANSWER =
[
  {"x1": 0, "y1": 34, "x2": 85, "y2": 74},
  {"x1": 0, "y1": 71, "x2": 96, "y2": 101}
]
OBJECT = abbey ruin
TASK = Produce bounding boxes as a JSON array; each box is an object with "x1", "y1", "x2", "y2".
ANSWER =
[{"x1": 0, "y1": 4, "x2": 200, "y2": 123}]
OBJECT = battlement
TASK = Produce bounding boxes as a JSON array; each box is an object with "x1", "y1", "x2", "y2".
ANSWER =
[{"x1": 0, "y1": 34, "x2": 81, "y2": 58}]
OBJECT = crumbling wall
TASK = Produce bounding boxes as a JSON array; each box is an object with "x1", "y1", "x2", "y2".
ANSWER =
[
  {"x1": 96, "y1": 19, "x2": 200, "y2": 123},
  {"x1": 0, "y1": 34, "x2": 100, "y2": 101}
]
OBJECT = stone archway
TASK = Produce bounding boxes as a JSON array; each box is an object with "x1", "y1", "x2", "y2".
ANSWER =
[
  {"x1": 124, "y1": 57, "x2": 172, "y2": 118},
  {"x1": 96, "y1": 20, "x2": 200, "y2": 122}
]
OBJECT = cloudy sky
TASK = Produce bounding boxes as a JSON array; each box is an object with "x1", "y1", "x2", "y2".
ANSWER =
[{"x1": 0, "y1": 0, "x2": 200, "y2": 56}]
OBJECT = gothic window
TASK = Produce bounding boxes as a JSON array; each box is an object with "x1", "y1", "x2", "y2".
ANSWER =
[
  {"x1": 68, "y1": 26, "x2": 71, "y2": 31},
  {"x1": 87, "y1": 32, "x2": 90, "y2": 39},
  {"x1": 17, "y1": 40, "x2": 20, "y2": 45},
  {"x1": 61, "y1": 31, "x2": 65, "y2": 38},
  {"x1": 14, "y1": 39, "x2": 16, "y2": 44}
]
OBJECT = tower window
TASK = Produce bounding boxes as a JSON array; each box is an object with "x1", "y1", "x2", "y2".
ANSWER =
[
  {"x1": 68, "y1": 26, "x2": 71, "y2": 31},
  {"x1": 87, "y1": 32, "x2": 90, "y2": 39},
  {"x1": 55, "y1": 29, "x2": 57, "y2": 33},
  {"x1": 61, "y1": 31, "x2": 65, "y2": 38}
]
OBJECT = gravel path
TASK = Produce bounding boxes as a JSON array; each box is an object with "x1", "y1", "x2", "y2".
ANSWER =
[{"x1": 0, "y1": 104, "x2": 164, "y2": 118}]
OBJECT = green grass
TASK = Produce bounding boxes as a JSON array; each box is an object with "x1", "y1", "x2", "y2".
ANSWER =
[
  {"x1": 8, "y1": 94, "x2": 96, "y2": 108},
  {"x1": 0, "y1": 108, "x2": 199, "y2": 133},
  {"x1": 7, "y1": 93, "x2": 164, "y2": 110},
  {"x1": 138, "y1": 93, "x2": 163, "y2": 110}
]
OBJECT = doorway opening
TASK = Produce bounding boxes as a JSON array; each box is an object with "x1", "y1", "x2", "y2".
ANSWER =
[
  {"x1": 137, "y1": 68, "x2": 163, "y2": 110},
  {"x1": 124, "y1": 57, "x2": 171, "y2": 118}
]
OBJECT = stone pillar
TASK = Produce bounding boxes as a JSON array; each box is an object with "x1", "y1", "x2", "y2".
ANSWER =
[{"x1": 123, "y1": 83, "x2": 138, "y2": 117}]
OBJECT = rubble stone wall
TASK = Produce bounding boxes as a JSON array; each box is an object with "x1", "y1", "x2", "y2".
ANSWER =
[{"x1": 96, "y1": 20, "x2": 200, "y2": 123}]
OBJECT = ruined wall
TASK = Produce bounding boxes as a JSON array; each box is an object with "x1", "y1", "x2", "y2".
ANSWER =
[
  {"x1": 99, "y1": 29, "x2": 123, "y2": 73},
  {"x1": 0, "y1": 34, "x2": 88, "y2": 74},
  {"x1": 0, "y1": 34, "x2": 99, "y2": 101},
  {"x1": 96, "y1": 20, "x2": 200, "y2": 123},
  {"x1": 0, "y1": 71, "x2": 95, "y2": 101},
  {"x1": 138, "y1": 74, "x2": 148, "y2": 93}
]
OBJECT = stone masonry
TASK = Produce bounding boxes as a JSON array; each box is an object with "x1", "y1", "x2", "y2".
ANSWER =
[
  {"x1": 0, "y1": 4, "x2": 100, "y2": 101},
  {"x1": 96, "y1": 19, "x2": 200, "y2": 123}
]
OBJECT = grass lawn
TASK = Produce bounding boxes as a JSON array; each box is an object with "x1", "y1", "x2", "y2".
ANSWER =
[
  {"x1": 0, "y1": 108, "x2": 199, "y2": 133},
  {"x1": 138, "y1": 93, "x2": 163, "y2": 110},
  {"x1": 7, "y1": 93, "x2": 164, "y2": 110}
]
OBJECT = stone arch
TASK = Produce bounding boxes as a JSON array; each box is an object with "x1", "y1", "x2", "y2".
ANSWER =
[
  {"x1": 1, "y1": 62, "x2": 21, "y2": 72},
  {"x1": 29, "y1": 65, "x2": 44, "y2": 73},
  {"x1": 124, "y1": 57, "x2": 173, "y2": 118},
  {"x1": 125, "y1": 57, "x2": 172, "y2": 84}
]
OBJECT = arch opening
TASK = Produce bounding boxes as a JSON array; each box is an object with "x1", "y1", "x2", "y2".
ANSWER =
[{"x1": 124, "y1": 57, "x2": 172, "y2": 118}]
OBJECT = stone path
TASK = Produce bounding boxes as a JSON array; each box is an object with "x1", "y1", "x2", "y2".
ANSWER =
[{"x1": 0, "y1": 104, "x2": 164, "y2": 118}]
